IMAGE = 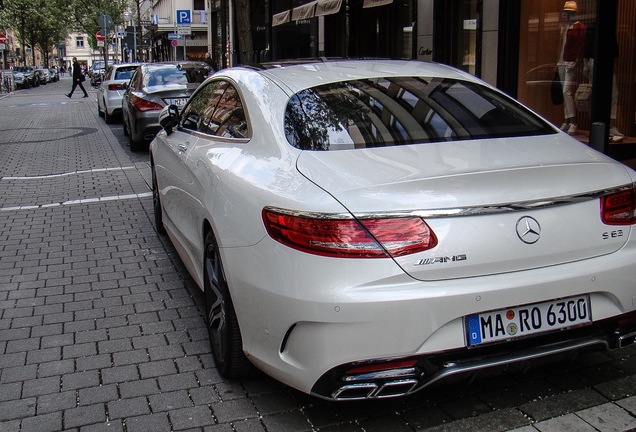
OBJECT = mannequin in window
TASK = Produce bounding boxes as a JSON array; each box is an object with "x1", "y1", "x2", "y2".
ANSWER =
[
  {"x1": 583, "y1": 22, "x2": 622, "y2": 142},
  {"x1": 557, "y1": 1, "x2": 586, "y2": 135}
]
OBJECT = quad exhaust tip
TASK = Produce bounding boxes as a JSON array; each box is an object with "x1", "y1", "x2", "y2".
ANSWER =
[{"x1": 332, "y1": 379, "x2": 419, "y2": 400}]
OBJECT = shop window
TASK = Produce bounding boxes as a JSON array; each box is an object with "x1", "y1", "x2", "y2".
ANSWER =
[
  {"x1": 434, "y1": 0, "x2": 481, "y2": 76},
  {"x1": 516, "y1": 0, "x2": 635, "y2": 143}
]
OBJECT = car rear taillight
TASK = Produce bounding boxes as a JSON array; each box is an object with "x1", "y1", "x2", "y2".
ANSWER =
[
  {"x1": 601, "y1": 187, "x2": 636, "y2": 225},
  {"x1": 130, "y1": 93, "x2": 163, "y2": 112},
  {"x1": 108, "y1": 83, "x2": 125, "y2": 91},
  {"x1": 262, "y1": 208, "x2": 438, "y2": 258}
]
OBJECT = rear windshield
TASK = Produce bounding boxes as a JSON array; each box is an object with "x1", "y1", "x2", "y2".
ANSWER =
[
  {"x1": 114, "y1": 67, "x2": 138, "y2": 81},
  {"x1": 144, "y1": 64, "x2": 211, "y2": 89},
  {"x1": 284, "y1": 77, "x2": 556, "y2": 151}
]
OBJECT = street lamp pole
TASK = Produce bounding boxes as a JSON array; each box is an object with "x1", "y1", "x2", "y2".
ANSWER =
[
  {"x1": 124, "y1": 9, "x2": 137, "y2": 61},
  {"x1": 136, "y1": 0, "x2": 142, "y2": 61}
]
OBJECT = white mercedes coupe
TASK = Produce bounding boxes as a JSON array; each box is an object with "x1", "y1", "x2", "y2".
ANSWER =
[{"x1": 149, "y1": 59, "x2": 636, "y2": 400}]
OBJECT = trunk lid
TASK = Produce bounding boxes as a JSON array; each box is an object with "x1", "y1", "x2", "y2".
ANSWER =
[{"x1": 296, "y1": 135, "x2": 633, "y2": 281}]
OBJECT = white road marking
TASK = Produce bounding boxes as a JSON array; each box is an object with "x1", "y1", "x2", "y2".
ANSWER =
[
  {"x1": 0, "y1": 192, "x2": 153, "y2": 212},
  {"x1": 0, "y1": 166, "x2": 151, "y2": 212},
  {"x1": 1, "y1": 166, "x2": 136, "y2": 180}
]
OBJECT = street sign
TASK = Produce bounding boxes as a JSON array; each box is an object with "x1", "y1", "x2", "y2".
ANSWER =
[
  {"x1": 98, "y1": 14, "x2": 112, "y2": 29},
  {"x1": 167, "y1": 33, "x2": 182, "y2": 40},
  {"x1": 177, "y1": 25, "x2": 192, "y2": 35},
  {"x1": 176, "y1": 10, "x2": 191, "y2": 24},
  {"x1": 0, "y1": 33, "x2": 6, "y2": 43},
  {"x1": 171, "y1": 39, "x2": 179, "y2": 47},
  {"x1": 96, "y1": 31, "x2": 105, "y2": 42}
]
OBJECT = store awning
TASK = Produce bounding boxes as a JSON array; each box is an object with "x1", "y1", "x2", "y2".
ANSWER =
[
  {"x1": 315, "y1": 0, "x2": 342, "y2": 16},
  {"x1": 273, "y1": 0, "x2": 343, "y2": 27},
  {"x1": 363, "y1": 0, "x2": 393, "y2": 8},
  {"x1": 272, "y1": 9, "x2": 291, "y2": 26},
  {"x1": 292, "y1": 1, "x2": 317, "y2": 21}
]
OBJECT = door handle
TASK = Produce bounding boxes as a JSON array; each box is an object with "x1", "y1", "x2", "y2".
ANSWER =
[{"x1": 178, "y1": 144, "x2": 188, "y2": 153}]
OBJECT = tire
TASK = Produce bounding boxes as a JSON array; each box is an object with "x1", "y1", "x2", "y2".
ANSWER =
[
  {"x1": 122, "y1": 117, "x2": 129, "y2": 136},
  {"x1": 151, "y1": 163, "x2": 166, "y2": 234},
  {"x1": 129, "y1": 132, "x2": 143, "y2": 152},
  {"x1": 104, "y1": 105, "x2": 113, "y2": 124},
  {"x1": 203, "y1": 231, "x2": 252, "y2": 378}
]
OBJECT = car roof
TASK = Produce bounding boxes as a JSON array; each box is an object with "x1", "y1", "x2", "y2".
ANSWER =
[
  {"x1": 143, "y1": 61, "x2": 208, "y2": 70},
  {"x1": 111, "y1": 63, "x2": 141, "y2": 68},
  {"x1": 222, "y1": 59, "x2": 482, "y2": 95}
]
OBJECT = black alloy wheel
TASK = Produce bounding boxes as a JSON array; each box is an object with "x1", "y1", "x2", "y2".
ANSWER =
[
  {"x1": 128, "y1": 119, "x2": 143, "y2": 152},
  {"x1": 203, "y1": 231, "x2": 252, "y2": 378}
]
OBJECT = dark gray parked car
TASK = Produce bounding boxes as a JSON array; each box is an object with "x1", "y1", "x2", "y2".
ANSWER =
[{"x1": 121, "y1": 61, "x2": 212, "y2": 151}]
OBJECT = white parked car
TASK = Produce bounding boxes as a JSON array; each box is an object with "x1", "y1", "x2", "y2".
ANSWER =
[
  {"x1": 36, "y1": 67, "x2": 51, "y2": 84},
  {"x1": 96, "y1": 63, "x2": 140, "y2": 124},
  {"x1": 149, "y1": 59, "x2": 636, "y2": 401}
]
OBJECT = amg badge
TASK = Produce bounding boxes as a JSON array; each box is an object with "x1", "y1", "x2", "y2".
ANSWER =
[{"x1": 414, "y1": 254, "x2": 467, "y2": 266}]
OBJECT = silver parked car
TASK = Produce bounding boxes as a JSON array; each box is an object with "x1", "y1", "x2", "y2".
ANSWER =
[
  {"x1": 149, "y1": 59, "x2": 636, "y2": 400},
  {"x1": 121, "y1": 61, "x2": 212, "y2": 151}
]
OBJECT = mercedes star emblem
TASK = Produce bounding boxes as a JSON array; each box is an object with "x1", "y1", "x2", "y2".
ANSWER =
[{"x1": 516, "y1": 216, "x2": 541, "y2": 244}]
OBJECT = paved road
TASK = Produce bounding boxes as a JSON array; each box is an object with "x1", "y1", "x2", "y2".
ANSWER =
[{"x1": 1, "y1": 76, "x2": 636, "y2": 432}]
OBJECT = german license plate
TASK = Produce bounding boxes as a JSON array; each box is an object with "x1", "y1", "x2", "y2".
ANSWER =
[
  {"x1": 465, "y1": 295, "x2": 591, "y2": 347},
  {"x1": 170, "y1": 98, "x2": 187, "y2": 107}
]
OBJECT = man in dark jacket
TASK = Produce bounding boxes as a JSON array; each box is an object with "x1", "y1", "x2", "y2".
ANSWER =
[
  {"x1": 204, "y1": 52, "x2": 217, "y2": 71},
  {"x1": 66, "y1": 57, "x2": 88, "y2": 98}
]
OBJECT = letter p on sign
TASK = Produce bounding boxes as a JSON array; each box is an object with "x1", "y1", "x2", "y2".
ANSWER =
[{"x1": 176, "y1": 10, "x2": 191, "y2": 24}]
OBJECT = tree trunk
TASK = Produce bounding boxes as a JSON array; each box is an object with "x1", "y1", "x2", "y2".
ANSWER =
[{"x1": 234, "y1": 0, "x2": 253, "y2": 64}]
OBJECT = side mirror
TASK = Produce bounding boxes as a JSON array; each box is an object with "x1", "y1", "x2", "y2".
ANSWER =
[
  {"x1": 159, "y1": 104, "x2": 180, "y2": 134},
  {"x1": 122, "y1": 81, "x2": 129, "y2": 90}
]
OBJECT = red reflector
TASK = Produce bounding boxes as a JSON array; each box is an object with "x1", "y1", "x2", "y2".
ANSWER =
[
  {"x1": 347, "y1": 360, "x2": 418, "y2": 374},
  {"x1": 262, "y1": 208, "x2": 437, "y2": 258},
  {"x1": 108, "y1": 83, "x2": 125, "y2": 91},
  {"x1": 131, "y1": 93, "x2": 163, "y2": 112},
  {"x1": 601, "y1": 187, "x2": 636, "y2": 225}
]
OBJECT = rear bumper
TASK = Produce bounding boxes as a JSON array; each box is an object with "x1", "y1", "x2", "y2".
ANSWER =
[
  {"x1": 133, "y1": 111, "x2": 162, "y2": 142},
  {"x1": 104, "y1": 91, "x2": 126, "y2": 116},
  {"x1": 222, "y1": 236, "x2": 636, "y2": 400},
  {"x1": 311, "y1": 310, "x2": 636, "y2": 400}
]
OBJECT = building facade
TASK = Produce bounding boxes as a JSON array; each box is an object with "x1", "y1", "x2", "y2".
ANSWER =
[{"x1": 196, "y1": 0, "x2": 634, "y2": 153}]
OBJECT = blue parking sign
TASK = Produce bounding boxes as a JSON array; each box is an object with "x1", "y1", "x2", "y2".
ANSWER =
[{"x1": 176, "y1": 10, "x2": 191, "y2": 24}]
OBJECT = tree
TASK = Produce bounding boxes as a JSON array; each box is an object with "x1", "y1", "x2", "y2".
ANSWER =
[
  {"x1": 68, "y1": 0, "x2": 127, "y2": 58},
  {"x1": 234, "y1": 0, "x2": 253, "y2": 64},
  {"x1": 1, "y1": 0, "x2": 72, "y2": 65}
]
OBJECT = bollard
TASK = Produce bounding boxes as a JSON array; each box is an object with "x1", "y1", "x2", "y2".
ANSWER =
[{"x1": 588, "y1": 122, "x2": 606, "y2": 153}]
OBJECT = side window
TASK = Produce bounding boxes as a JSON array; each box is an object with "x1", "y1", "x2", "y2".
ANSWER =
[
  {"x1": 129, "y1": 68, "x2": 142, "y2": 91},
  {"x1": 180, "y1": 80, "x2": 225, "y2": 133},
  {"x1": 209, "y1": 85, "x2": 249, "y2": 139}
]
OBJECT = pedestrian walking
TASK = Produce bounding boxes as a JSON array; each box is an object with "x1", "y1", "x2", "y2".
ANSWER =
[
  {"x1": 66, "y1": 57, "x2": 88, "y2": 98},
  {"x1": 204, "y1": 52, "x2": 217, "y2": 71}
]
